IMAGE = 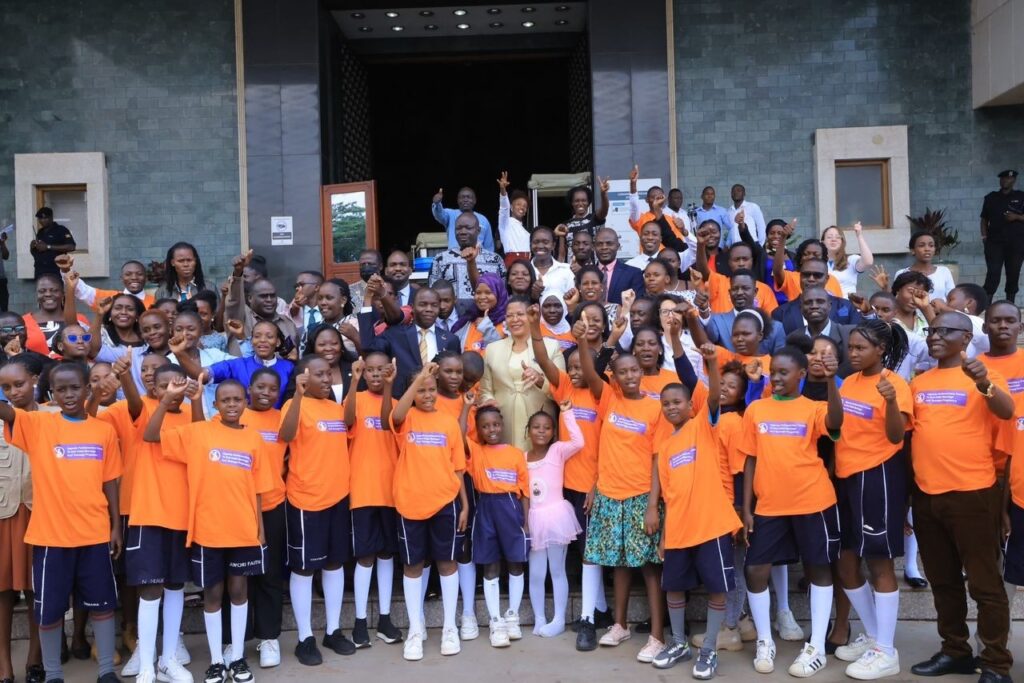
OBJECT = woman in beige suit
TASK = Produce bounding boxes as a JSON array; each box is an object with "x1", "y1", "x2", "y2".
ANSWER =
[{"x1": 480, "y1": 297, "x2": 565, "y2": 451}]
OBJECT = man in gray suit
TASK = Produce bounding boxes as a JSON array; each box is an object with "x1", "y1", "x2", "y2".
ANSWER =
[
  {"x1": 797, "y1": 286, "x2": 855, "y2": 378},
  {"x1": 698, "y1": 269, "x2": 787, "y2": 354}
]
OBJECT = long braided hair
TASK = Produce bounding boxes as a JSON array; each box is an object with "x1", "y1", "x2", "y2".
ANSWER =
[{"x1": 851, "y1": 318, "x2": 909, "y2": 371}]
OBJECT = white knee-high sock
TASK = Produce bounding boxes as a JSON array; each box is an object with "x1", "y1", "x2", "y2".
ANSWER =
[
  {"x1": 905, "y1": 509, "x2": 923, "y2": 579},
  {"x1": 137, "y1": 597, "x2": 160, "y2": 676},
  {"x1": 458, "y1": 562, "x2": 476, "y2": 618},
  {"x1": 529, "y1": 550, "x2": 548, "y2": 632},
  {"x1": 404, "y1": 575, "x2": 423, "y2": 636},
  {"x1": 160, "y1": 588, "x2": 184, "y2": 665},
  {"x1": 322, "y1": 568, "x2": 345, "y2": 634},
  {"x1": 539, "y1": 545, "x2": 570, "y2": 638},
  {"x1": 843, "y1": 581, "x2": 877, "y2": 638},
  {"x1": 377, "y1": 557, "x2": 394, "y2": 615},
  {"x1": 874, "y1": 590, "x2": 899, "y2": 655},
  {"x1": 290, "y1": 573, "x2": 314, "y2": 641},
  {"x1": 440, "y1": 572, "x2": 459, "y2": 632},
  {"x1": 204, "y1": 611, "x2": 223, "y2": 664},
  {"x1": 230, "y1": 602, "x2": 247, "y2": 663},
  {"x1": 593, "y1": 564, "x2": 608, "y2": 612},
  {"x1": 581, "y1": 563, "x2": 601, "y2": 621},
  {"x1": 770, "y1": 565, "x2": 790, "y2": 613},
  {"x1": 420, "y1": 565, "x2": 431, "y2": 626},
  {"x1": 809, "y1": 584, "x2": 833, "y2": 652},
  {"x1": 483, "y1": 577, "x2": 500, "y2": 620},
  {"x1": 508, "y1": 573, "x2": 524, "y2": 614},
  {"x1": 354, "y1": 563, "x2": 373, "y2": 620},
  {"x1": 747, "y1": 587, "x2": 773, "y2": 642}
]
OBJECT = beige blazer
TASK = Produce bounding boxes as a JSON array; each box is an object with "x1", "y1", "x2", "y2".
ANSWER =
[{"x1": 480, "y1": 336, "x2": 565, "y2": 451}]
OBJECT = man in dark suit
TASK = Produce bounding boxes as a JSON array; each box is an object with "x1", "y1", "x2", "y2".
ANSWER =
[
  {"x1": 360, "y1": 287, "x2": 461, "y2": 397},
  {"x1": 795, "y1": 286, "x2": 856, "y2": 377},
  {"x1": 772, "y1": 258, "x2": 862, "y2": 334},
  {"x1": 699, "y1": 269, "x2": 787, "y2": 354},
  {"x1": 594, "y1": 227, "x2": 644, "y2": 304}
]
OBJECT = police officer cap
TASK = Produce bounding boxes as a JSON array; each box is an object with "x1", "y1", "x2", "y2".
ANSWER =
[
  {"x1": 34, "y1": 207, "x2": 53, "y2": 218},
  {"x1": 998, "y1": 170, "x2": 1018, "y2": 179}
]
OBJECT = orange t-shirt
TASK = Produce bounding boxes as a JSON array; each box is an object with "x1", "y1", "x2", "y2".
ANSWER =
[
  {"x1": 596, "y1": 389, "x2": 662, "y2": 500},
  {"x1": 162, "y1": 421, "x2": 273, "y2": 547},
  {"x1": 706, "y1": 271, "x2": 778, "y2": 315},
  {"x1": 98, "y1": 400, "x2": 141, "y2": 516},
  {"x1": 629, "y1": 211, "x2": 687, "y2": 246},
  {"x1": 469, "y1": 442, "x2": 529, "y2": 497},
  {"x1": 464, "y1": 320, "x2": 506, "y2": 356},
  {"x1": 739, "y1": 396, "x2": 837, "y2": 516},
  {"x1": 435, "y1": 393, "x2": 477, "y2": 443},
  {"x1": 541, "y1": 325, "x2": 577, "y2": 353},
  {"x1": 550, "y1": 370, "x2": 599, "y2": 493},
  {"x1": 996, "y1": 410, "x2": 1024, "y2": 507},
  {"x1": 657, "y1": 407, "x2": 742, "y2": 548},
  {"x1": 279, "y1": 397, "x2": 350, "y2": 511},
  {"x1": 716, "y1": 410, "x2": 747, "y2": 484},
  {"x1": 640, "y1": 368, "x2": 682, "y2": 400},
  {"x1": 714, "y1": 348, "x2": 769, "y2": 378},
  {"x1": 90, "y1": 287, "x2": 156, "y2": 311},
  {"x1": 131, "y1": 402, "x2": 192, "y2": 530},
  {"x1": 981, "y1": 350, "x2": 1024, "y2": 474},
  {"x1": 391, "y1": 407, "x2": 466, "y2": 520},
  {"x1": 8, "y1": 410, "x2": 122, "y2": 547},
  {"x1": 240, "y1": 408, "x2": 286, "y2": 511},
  {"x1": 911, "y1": 367, "x2": 1009, "y2": 495},
  {"x1": 777, "y1": 270, "x2": 843, "y2": 300},
  {"x1": 347, "y1": 391, "x2": 398, "y2": 509},
  {"x1": 836, "y1": 371, "x2": 913, "y2": 478}
]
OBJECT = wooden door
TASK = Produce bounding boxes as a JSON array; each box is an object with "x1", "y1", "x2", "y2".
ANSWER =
[{"x1": 320, "y1": 181, "x2": 378, "y2": 282}]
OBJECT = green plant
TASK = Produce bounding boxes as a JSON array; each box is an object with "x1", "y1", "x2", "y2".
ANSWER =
[{"x1": 907, "y1": 207, "x2": 960, "y2": 259}]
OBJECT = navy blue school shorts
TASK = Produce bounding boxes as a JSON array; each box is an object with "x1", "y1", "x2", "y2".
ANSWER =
[
  {"x1": 472, "y1": 492, "x2": 529, "y2": 565},
  {"x1": 1004, "y1": 502, "x2": 1024, "y2": 585},
  {"x1": 564, "y1": 487, "x2": 590, "y2": 551},
  {"x1": 398, "y1": 497, "x2": 464, "y2": 566},
  {"x1": 32, "y1": 543, "x2": 118, "y2": 624},
  {"x1": 190, "y1": 544, "x2": 266, "y2": 588},
  {"x1": 351, "y1": 505, "x2": 399, "y2": 558},
  {"x1": 285, "y1": 497, "x2": 352, "y2": 571},
  {"x1": 125, "y1": 525, "x2": 190, "y2": 587},
  {"x1": 837, "y1": 452, "x2": 906, "y2": 559},
  {"x1": 662, "y1": 534, "x2": 736, "y2": 594},
  {"x1": 746, "y1": 504, "x2": 841, "y2": 567}
]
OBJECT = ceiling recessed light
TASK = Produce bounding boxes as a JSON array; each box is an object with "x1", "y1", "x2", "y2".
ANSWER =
[
  {"x1": 486, "y1": 7, "x2": 502, "y2": 14},
  {"x1": 419, "y1": 9, "x2": 434, "y2": 16},
  {"x1": 521, "y1": 6, "x2": 536, "y2": 12},
  {"x1": 456, "y1": 22, "x2": 470, "y2": 29},
  {"x1": 391, "y1": 25, "x2": 404, "y2": 31},
  {"x1": 555, "y1": 4, "x2": 570, "y2": 11},
  {"x1": 350, "y1": 11, "x2": 365, "y2": 19},
  {"x1": 489, "y1": 21, "x2": 503, "y2": 27},
  {"x1": 358, "y1": 25, "x2": 373, "y2": 31},
  {"x1": 555, "y1": 19, "x2": 569, "y2": 25},
  {"x1": 521, "y1": 20, "x2": 535, "y2": 27},
  {"x1": 385, "y1": 11, "x2": 399, "y2": 18},
  {"x1": 424, "y1": 23, "x2": 438, "y2": 29},
  {"x1": 452, "y1": 8, "x2": 467, "y2": 16}
]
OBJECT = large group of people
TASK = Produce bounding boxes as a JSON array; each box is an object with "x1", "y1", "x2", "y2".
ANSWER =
[{"x1": 0, "y1": 166, "x2": 1022, "y2": 683}]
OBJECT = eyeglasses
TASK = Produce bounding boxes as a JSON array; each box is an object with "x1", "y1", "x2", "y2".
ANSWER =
[
  {"x1": 0, "y1": 325, "x2": 26, "y2": 334},
  {"x1": 924, "y1": 326, "x2": 968, "y2": 338},
  {"x1": 294, "y1": 281, "x2": 318, "y2": 288},
  {"x1": 66, "y1": 334, "x2": 92, "y2": 343}
]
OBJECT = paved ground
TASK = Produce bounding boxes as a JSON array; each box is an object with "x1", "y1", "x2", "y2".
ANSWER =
[{"x1": 13, "y1": 621, "x2": 1024, "y2": 682}]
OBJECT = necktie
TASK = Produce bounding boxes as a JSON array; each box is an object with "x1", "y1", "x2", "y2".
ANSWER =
[
  {"x1": 602, "y1": 264, "x2": 611, "y2": 302},
  {"x1": 437, "y1": 318, "x2": 449, "y2": 333},
  {"x1": 419, "y1": 328, "x2": 429, "y2": 366},
  {"x1": 306, "y1": 307, "x2": 317, "y2": 332}
]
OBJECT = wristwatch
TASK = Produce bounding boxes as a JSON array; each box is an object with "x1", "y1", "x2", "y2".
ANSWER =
[{"x1": 977, "y1": 380, "x2": 995, "y2": 397}]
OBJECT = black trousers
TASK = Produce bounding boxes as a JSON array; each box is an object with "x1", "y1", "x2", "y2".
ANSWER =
[
  {"x1": 983, "y1": 234, "x2": 1024, "y2": 302},
  {"x1": 0, "y1": 278, "x2": 8, "y2": 312},
  {"x1": 250, "y1": 502, "x2": 286, "y2": 640}
]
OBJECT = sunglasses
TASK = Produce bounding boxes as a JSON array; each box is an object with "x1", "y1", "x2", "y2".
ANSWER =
[
  {"x1": 66, "y1": 334, "x2": 92, "y2": 343},
  {"x1": 0, "y1": 325, "x2": 26, "y2": 334}
]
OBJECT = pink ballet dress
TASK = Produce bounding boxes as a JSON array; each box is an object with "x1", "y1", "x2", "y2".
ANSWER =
[{"x1": 526, "y1": 410, "x2": 585, "y2": 550}]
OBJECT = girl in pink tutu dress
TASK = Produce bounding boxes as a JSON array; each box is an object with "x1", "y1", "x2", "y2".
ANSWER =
[{"x1": 526, "y1": 400, "x2": 584, "y2": 637}]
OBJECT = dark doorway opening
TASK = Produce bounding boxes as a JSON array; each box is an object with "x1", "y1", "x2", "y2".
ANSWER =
[{"x1": 366, "y1": 55, "x2": 572, "y2": 255}]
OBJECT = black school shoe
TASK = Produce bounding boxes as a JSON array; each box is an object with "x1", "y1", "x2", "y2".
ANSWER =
[
  {"x1": 294, "y1": 636, "x2": 323, "y2": 666},
  {"x1": 228, "y1": 658, "x2": 254, "y2": 683},
  {"x1": 26, "y1": 665, "x2": 46, "y2": 683},
  {"x1": 96, "y1": 673, "x2": 122, "y2": 683},
  {"x1": 978, "y1": 670, "x2": 1013, "y2": 683},
  {"x1": 322, "y1": 629, "x2": 357, "y2": 656},
  {"x1": 202, "y1": 662, "x2": 228, "y2": 683},
  {"x1": 352, "y1": 618, "x2": 371, "y2": 648},
  {"x1": 904, "y1": 573, "x2": 929, "y2": 589},
  {"x1": 911, "y1": 652, "x2": 977, "y2": 676},
  {"x1": 575, "y1": 618, "x2": 598, "y2": 651},
  {"x1": 376, "y1": 614, "x2": 403, "y2": 644}
]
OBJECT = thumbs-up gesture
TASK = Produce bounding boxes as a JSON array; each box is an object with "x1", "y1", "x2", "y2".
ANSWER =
[
  {"x1": 961, "y1": 351, "x2": 988, "y2": 384},
  {"x1": 521, "y1": 360, "x2": 543, "y2": 388},
  {"x1": 735, "y1": 209, "x2": 746, "y2": 225},
  {"x1": 232, "y1": 249, "x2": 254, "y2": 277},
  {"x1": 629, "y1": 164, "x2": 639, "y2": 183},
  {"x1": 295, "y1": 368, "x2": 311, "y2": 397},
  {"x1": 432, "y1": 187, "x2": 444, "y2": 204},
  {"x1": 876, "y1": 369, "x2": 896, "y2": 403},
  {"x1": 381, "y1": 358, "x2": 397, "y2": 386}
]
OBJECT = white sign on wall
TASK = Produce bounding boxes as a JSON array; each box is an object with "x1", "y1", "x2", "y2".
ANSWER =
[
  {"x1": 271, "y1": 216, "x2": 293, "y2": 246},
  {"x1": 603, "y1": 177, "x2": 662, "y2": 259}
]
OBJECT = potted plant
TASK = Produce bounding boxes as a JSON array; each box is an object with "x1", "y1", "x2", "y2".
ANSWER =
[{"x1": 907, "y1": 208, "x2": 961, "y2": 281}]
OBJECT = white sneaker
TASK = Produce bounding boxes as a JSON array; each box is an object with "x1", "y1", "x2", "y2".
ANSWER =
[
  {"x1": 835, "y1": 633, "x2": 876, "y2": 662},
  {"x1": 122, "y1": 646, "x2": 152, "y2": 677},
  {"x1": 754, "y1": 639, "x2": 776, "y2": 674},
  {"x1": 636, "y1": 635, "x2": 665, "y2": 663},
  {"x1": 176, "y1": 634, "x2": 191, "y2": 665},
  {"x1": 138, "y1": 670, "x2": 157, "y2": 683},
  {"x1": 489, "y1": 618, "x2": 510, "y2": 648},
  {"x1": 692, "y1": 626, "x2": 743, "y2": 652},
  {"x1": 257, "y1": 639, "x2": 280, "y2": 668},
  {"x1": 503, "y1": 610, "x2": 522, "y2": 640},
  {"x1": 774, "y1": 608, "x2": 804, "y2": 641},
  {"x1": 845, "y1": 647, "x2": 900, "y2": 680},
  {"x1": 459, "y1": 614, "x2": 479, "y2": 640},
  {"x1": 440, "y1": 626, "x2": 461, "y2": 655},
  {"x1": 788, "y1": 643, "x2": 827, "y2": 678},
  {"x1": 157, "y1": 656, "x2": 194, "y2": 683},
  {"x1": 403, "y1": 632, "x2": 423, "y2": 661}
]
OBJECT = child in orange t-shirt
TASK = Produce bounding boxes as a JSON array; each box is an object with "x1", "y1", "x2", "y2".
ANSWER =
[
  {"x1": 147, "y1": 378, "x2": 273, "y2": 683},
  {"x1": 656, "y1": 346, "x2": 741, "y2": 676},
  {"x1": 459, "y1": 402, "x2": 530, "y2": 648},
  {"x1": 740, "y1": 345, "x2": 843, "y2": 676},
  {"x1": 388, "y1": 363, "x2": 469, "y2": 662},
  {"x1": 278, "y1": 356, "x2": 355, "y2": 664},
  {"x1": 0, "y1": 362, "x2": 122, "y2": 683},
  {"x1": 342, "y1": 353, "x2": 403, "y2": 647}
]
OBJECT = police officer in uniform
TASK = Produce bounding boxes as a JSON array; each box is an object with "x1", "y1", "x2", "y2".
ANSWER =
[
  {"x1": 981, "y1": 170, "x2": 1024, "y2": 303},
  {"x1": 30, "y1": 207, "x2": 76, "y2": 280}
]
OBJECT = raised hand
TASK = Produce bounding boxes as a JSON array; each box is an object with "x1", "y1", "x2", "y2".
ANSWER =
[
  {"x1": 520, "y1": 360, "x2": 543, "y2": 388},
  {"x1": 225, "y1": 319, "x2": 245, "y2": 340},
  {"x1": 620, "y1": 288, "x2": 636, "y2": 311},
  {"x1": 869, "y1": 264, "x2": 889, "y2": 291},
  {"x1": 628, "y1": 165, "x2": 639, "y2": 183},
  {"x1": 783, "y1": 218, "x2": 797, "y2": 237},
  {"x1": 688, "y1": 267, "x2": 705, "y2": 289},
  {"x1": 735, "y1": 209, "x2": 746, "y2": 225},
  {"x1": 699, "y1": 343, "x2": 718, "y2": 360},
  {"x1": 853, "y1": 220, "x2": 863, "y2": 235},
  {"x1": 3, "y1": 337, "x2": 22, "y2": 357},
  {"x1": 526, "y1": 304, "x2": 540, "y2": 326},
  {"x1": 55, "y1": 254, "x2": 74, "y2": 272},
  {"x1": 497, "y1": 171, "x2": 510, "y2": 194},
  {"x1": 163, "y1": 376, "x2": 190, "y2": 403},
  {"x1": 848, "y1": 292, "x2": 871, "y2": 315},
  {"x1": 112, "y1": 353, "x2": 132, "y2": 379},
  {"x1": 571, "y1": 318, "x2": 588, "y2": 342},
  {"x1": 563, "y1": 287, "x2": 580, "y2": 309},
  {"x1": 381, "y1": 358, "x2": 397, "y2": 385},
  {"x1": 338, "y1": 322, "x2": 359, "y2": 342},
  {"x1": 672, "y1": 214, "x2": 688, "y2": 236},
  {"x1": 961, "y1": 351, "x2": 989, "y2": 384},
  {"x1": 652, "y1": 193, "x2": 666, "y2": 212},
  {"x1": 167, "y1": 333, "x2": 187, "y2": 356},
  {"x1": 66, "y1": 270, "x2": 80, "y2": 288},
  {"x1": 530, "y1": 277, "x2": 545, "y2": 301},
  {"x1": 295, "y1": 368, "x2": 310, "y2": 397},
  {"x1": 693, "y1": 287, "x2": 710, "y2": 312},
  {"x1": 599, "y1": 176, "x2": 610, "y2": 193},
  {"x1": 558, "y1": 399, "x2": 573, "y2": 413},
  {"x1": 910, "y1": 288, "x2": 930, "y2": 311},
  {"x1": 744, "y1": 358, "x2": 763, "y2": 382},
  {"x1": 876, "y1": 369, "x2": 896, "y2": 402},
  {"x1": 432, "y1": 187, "x2": 444, "y2": 204},
  {"x1": 419, "y1": 362, "x2": 439, "y2": 380},
  {"x1": 460, "y1": 245, "x2": 480, "y2": 262},
  {"x1": 365, "y1": 273, "x2": 385, "y2": 300},
  {"x1": 232, "y1": 249, "x2": 254, "y2": 277},
  {"x1": 464, "y1": 390, "x2": 476, "y2": 406},
  {"x1": 351, "y1": 357, "x2": 365, "y2": 380},
  {"x1": 97, "y1": 296, "x2": 114, "y2": 316},
  {"x1": 186, "y1": 372, "x2": 205, "y2": 401},
  {"x1": 819, "y1": 350, "x2": 839, "y2": 378},
  {"x1": 554, "y1": 224, "x2": 568, "y2": 239}
]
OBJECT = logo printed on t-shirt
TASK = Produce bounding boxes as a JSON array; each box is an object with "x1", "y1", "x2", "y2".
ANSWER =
[
  {"x1": 841, "y1": 398, "x2": 875, "y2": 420},
  {"x1": 316, "y1": 420, "x2": 347, "y2": 433},
  {"x1": 669, "y1": 447, "x2": 696, "y2": 468},
  {"x1": 485, "y1": 468, "x2": 519, "y2": 484},
  {"x1": 1008, "y1": 378, "x2": 1024, "y2": 394},
  {"x1": 572, "y1": 407, "x2": 597, "y2": 423},
  {"x1": 915, "y1": 390, "x2": 968, "y2": 406},
  {"x1": 53, "y1": 443, "x2": 103, "y2": 460},
  {"x1": 1017, "y1": 417, "x2": 1024, "y2": 431},
  {"x1": 363, "y1": 416, "x2": 383, "y2": 430},
  {"x1": 258, "y1": 430, "x2": 278, "y2": 443},
  {"x1": 609, "y1": 412, "x2": 647, "y2": 435},
  {"x1": 407, "y1": 431, "x2": 448, "y2": 447},
  {"x1": 209, "y1": 449, "x2": 253, "y2": 470},
  {"x1": 757, "y1": 421, "x2": 808, "y2": 437}
]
